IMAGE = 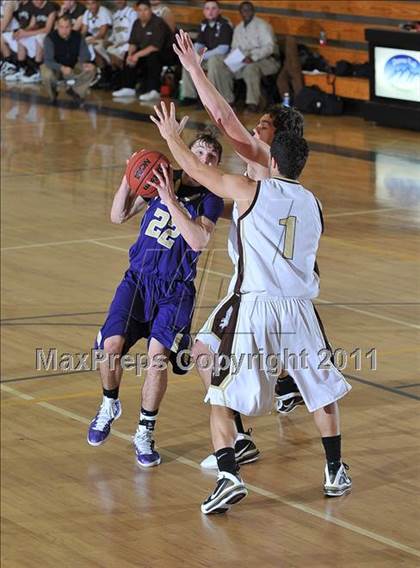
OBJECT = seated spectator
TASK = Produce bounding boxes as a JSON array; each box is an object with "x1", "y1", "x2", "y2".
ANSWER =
[
  {"x1": 150, "y1": 0, "x2": 176, "y2": 33},
  {"x1": 81, "y1": 0, "x2": 112, "y2": 61},
  {"x1": 58, "y1": 1, "x2": 86, "y2": 32},
  {"x1": 112, "y1": 0, "x2": 173, "y2": 102},
  {"x1": 209, "y1": 1, "x2": 279, "y2": 111},
  {"x1": 1, "y1": 0, "x2": 21, "y2": 78},
  {"x1": 41, "y1": 14, "x2": 95, "y2": 104},
  {"x1": 7, "y1": 0, "x2": 57, "y2": 83},
  {"x1": 181, "y1": 1, "x2": 232, "y2": 105},
  {"x1": 93, "y1": 0, "x2": 137, "y2": 71}
]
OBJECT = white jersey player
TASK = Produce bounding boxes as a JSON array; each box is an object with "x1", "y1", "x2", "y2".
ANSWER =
[
  {"x1": 152, "y1": 101, "x2": 352, "y2": 515},
  {"x1": 200, "y1": 176, "x2": 348, "y2": 414},
  {"x1": 174, "y1": 29, "x2": 307, "y2": 472}
]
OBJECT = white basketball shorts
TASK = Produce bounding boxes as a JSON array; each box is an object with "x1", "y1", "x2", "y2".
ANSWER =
[
  {"x1": 19, "y1": 33, "x2": 46, "y2": 58},
  {"x1": 196, "y1": 292, "x2": 351, "y2": 416},
  {"x1": 2, "y1": 31, "x2": 18, "y2": 53}
]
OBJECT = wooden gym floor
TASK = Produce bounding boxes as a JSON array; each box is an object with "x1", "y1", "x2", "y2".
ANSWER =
[{"x1": 1, "y1": 83, "x2": 420, "y2": 567}]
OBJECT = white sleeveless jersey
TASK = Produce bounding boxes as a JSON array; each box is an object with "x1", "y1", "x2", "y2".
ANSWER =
[
  {"x1": 227, "y1": 201, "x2": 239, "y2": 265},
  {"x1": 229, "y1": 177, "x2": 322, "y2": 298}
]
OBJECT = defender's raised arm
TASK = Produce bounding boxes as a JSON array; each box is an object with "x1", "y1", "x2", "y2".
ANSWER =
[
  {"x1": 173, "y1": 30, "x2": 270, "y2": 169},
  {"x1": 151, "y1": 102, "x2": 257, "y2": 208}
]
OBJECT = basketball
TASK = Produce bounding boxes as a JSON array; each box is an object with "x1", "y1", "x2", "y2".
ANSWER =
[{"x1": 126, "y1": 149, "x2": 170, "y2": 198}]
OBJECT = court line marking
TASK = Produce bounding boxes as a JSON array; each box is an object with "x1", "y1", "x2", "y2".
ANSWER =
[
  {"x1": 1, "y1": 163, "x2": 122, "y2": 179},
  {"x1": 89, "y1": 241, "x2": 420, "y2": 331},
  {"x1": 1, "y1": 234, "x2": 138, "y2": 252},
  {"x1": 0, "y1": 369, "x2": 95, "y2": 384},
  {"x1": 322, "y1": 235, "x2": 418, "y2": 262},
  {"x1": 1, "y1": 311, "x2": 107, "y2": 322},
  {"x1": 1, "y1": 203, "x2": 416, "y2": 251},
  {"x1": 2, "y1": 303, "x2": 419, "y2": 324},
  {"x1": 343, "y1": 374, "x2": 420, "y2": 401},
  {"x1": 316, "y1": 299, "x2": 420, "y2": 331},
  {"x1": 3, "y1": 368, "x2": 418, "y2": 401},
  {"x1": 89, "y1": 240, "x2": 131, "y2": 252},
  {"x1": 2, "y1": 382, "x2": 419, "y2": 559},
  {"x1": 326, "y1": 207, "x2": 413, "y2": 218}
]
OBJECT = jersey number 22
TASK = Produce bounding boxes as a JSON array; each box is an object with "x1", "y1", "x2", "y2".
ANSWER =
[{"x1": 145, "y1": 208, "x2": 180, "y2": 249}]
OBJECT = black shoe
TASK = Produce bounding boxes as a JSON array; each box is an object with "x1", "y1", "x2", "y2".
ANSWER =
[
  {"x1": 235, "y1": 429, "x2": 260, "y2": 465},
  {"x1": 275, "y1": 376, "x2": 304, "y2": 414},
  {"x1": 201, "y1": 471, "x2": 248, "y2": 514},
  {"x1": 324, "y1": 462, "x2": 352, "y2": 497},
  {"x1": 275, "y1": 392, "x2": 304, "y2": 414},
  {"x1": 200, "y1": 428, "x2": 260, "y2": 469}
]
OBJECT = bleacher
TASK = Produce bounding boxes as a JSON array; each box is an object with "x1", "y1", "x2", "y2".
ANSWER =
[{"x1": 168, "y1": 0, "x2": 419, "y2": 102}]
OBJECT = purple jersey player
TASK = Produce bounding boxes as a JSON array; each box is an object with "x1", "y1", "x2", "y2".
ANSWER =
[{"x1": 87, "y1": 129, "x2": 224, "y2": 468}]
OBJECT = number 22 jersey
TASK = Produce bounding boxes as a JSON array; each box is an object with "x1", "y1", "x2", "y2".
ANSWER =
[{"x1": 128, "y1": 170, "x2": 224, "y2": 282}]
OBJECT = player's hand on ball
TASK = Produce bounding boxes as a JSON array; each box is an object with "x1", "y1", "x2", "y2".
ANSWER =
[
  {"x1": 149, "y1": 164, "x2": 175, "y2": 206},
  {"x1": 173, "y1": 29, "x2": 206, "y2": 71},
  {"x1": 150, "y1": 102, "x2": 188, "y2": 139}
]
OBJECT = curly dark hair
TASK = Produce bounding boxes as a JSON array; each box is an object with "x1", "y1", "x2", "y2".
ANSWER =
[
  {"x1": 267, "y1": 105, "x2": 304, "y2": 137},
  {"x1": 189, "y1": 127, "x2": 223, "y2": 163},
  {"x1": 270, "y1": 132, "x2": 309, "y2": 180}
]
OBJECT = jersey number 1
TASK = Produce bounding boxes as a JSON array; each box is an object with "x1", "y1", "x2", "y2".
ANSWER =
[
  {"x1": 145, "y1": 208, "x2": 180, "y2": 249},
  {"x1": 279, "y1": 216, "x2": 296, "y2": 259}
]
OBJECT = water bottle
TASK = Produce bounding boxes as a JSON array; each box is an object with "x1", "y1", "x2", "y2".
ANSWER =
[
  {"x1": 319, "y1": 30, "x2": 327, "y2": 46},
  {"x1": 283, "y1": 92, "x2": 290, "y2": 108}
]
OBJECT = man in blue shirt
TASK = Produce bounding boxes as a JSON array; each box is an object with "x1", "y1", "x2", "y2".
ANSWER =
[{"x1": 87, "y1": 129, "x2": 224, "y2": 468}]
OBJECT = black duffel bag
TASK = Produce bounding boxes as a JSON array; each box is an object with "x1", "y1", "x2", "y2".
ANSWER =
[
  {"x1": 295, "y1": 84, "x2": 344, "y2": 115},
  {"x1": 335, "y1": 59, "x2": 371, "y2": 78}
]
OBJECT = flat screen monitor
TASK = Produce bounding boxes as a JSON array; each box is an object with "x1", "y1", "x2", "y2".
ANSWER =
[{"x1": 374, "y1": 46, "x2": 420, "y2": 104}]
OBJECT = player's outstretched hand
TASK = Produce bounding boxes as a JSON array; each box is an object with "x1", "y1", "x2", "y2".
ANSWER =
[
  {"x1": 173, "y1": 29, "x2": 206, "y2": 72},
  {"x1": 149, "y1": 163, "x2": 175, "y2": 206},
  {"x1": 150, "y1": 101, "x2": 187, "y2": 140}
]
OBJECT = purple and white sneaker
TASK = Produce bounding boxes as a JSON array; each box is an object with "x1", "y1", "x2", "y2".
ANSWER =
[
  {"x1": 133, "y1": 427, "x2": 161, "y2": 468},
  {"x1": 87, "y1": 397, "x2": 122, "y2": 446}
]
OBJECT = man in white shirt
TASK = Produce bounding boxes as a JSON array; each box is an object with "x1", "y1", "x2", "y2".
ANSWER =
[
  {"x1": 208, "y1": 1, "x2": 280, "y2": 111},
  {"x1": 93, "y1": 0, "x2": 137, "y2": 70},
  {"x1": 81, "y1": 0, "x2": 112, "y2": 61}
]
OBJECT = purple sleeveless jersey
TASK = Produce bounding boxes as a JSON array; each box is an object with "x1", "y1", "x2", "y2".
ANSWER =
[{"x1": 95, "y1": 171, "x2": 224, "y2": 367}]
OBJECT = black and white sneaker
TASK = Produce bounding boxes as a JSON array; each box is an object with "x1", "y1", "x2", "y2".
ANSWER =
[
  {"x1": 275, "y1": 392, "x2": 305, "y2": 414},
  {"x1": 200, "y1": 429, "x2": 260, "y2": 469},
  {"x1": 234, "y1": 429, "x2": 260, "y2": 465},
  {"x1": 324, "y1": 462, "x2": 352, "y2": 497},
  {"x1": 201, "y1": 471, "x2": 248, "y2": 514}
]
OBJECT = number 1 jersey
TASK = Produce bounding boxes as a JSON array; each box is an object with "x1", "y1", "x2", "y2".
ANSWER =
[
  {"x1": 128, "y1": 170, "x2": 224, "y2": 282},
  {"x1": 230, "y1": 177, "x2": 323, "y2": 298}
]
